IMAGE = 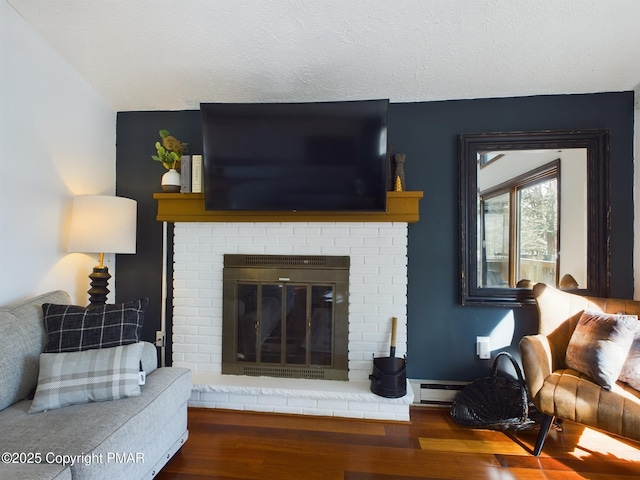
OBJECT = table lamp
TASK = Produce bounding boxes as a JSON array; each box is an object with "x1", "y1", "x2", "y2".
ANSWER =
[{"x1": 68, "y1": 195, "x2": 137, "y2": 306}]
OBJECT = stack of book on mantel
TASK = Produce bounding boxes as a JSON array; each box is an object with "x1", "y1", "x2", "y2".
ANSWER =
[{"x1": 179, "y1": 154, "x2": 203, "y2": 193}]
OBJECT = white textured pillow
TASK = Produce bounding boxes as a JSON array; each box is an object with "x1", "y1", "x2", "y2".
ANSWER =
[{"x1": 29, "y1": 343, "x2": 143, "y2": 413}]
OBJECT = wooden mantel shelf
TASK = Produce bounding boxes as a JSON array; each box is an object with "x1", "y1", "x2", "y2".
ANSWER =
[{"x1": 153, "y1": 191, "x2": 423, "y2": 223}]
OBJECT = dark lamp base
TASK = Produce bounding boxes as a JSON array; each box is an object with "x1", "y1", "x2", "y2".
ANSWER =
[{"x1": 88, "y1": 266, "x2": 111, "y2": 307}]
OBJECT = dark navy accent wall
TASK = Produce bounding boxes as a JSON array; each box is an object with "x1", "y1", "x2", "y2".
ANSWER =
[
  {"x1": 396, "y1": 92, "x2": 634, "y2": 380},
  {"x1": 116, "y1": 110, "x2": 202, "y2": 365},
  {"x1": 116, "y1": 92, "x2": 634, "y2": 378}
]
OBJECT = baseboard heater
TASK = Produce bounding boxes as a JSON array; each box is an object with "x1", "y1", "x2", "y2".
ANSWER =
[{"x1": 410, "y1": 380, "x2": 468, "y2": 406}]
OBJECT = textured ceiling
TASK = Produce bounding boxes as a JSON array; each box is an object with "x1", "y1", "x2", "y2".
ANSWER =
[{"x1": 7, "y1": 0, "x2": 640, "y2": 111}]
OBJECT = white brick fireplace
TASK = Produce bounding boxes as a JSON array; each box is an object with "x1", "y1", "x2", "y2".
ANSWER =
[{"x1": 170, "y1": 221, "x2": 413, "y2": 420}]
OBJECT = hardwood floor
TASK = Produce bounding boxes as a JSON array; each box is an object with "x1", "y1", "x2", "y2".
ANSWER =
[{"x1": 156, "y1": 406, "x2": 640, "y2": 479}]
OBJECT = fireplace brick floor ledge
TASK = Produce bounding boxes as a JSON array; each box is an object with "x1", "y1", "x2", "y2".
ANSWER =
[{"x1": 189, "y1": 373, "x2": 413, "y2": 421}]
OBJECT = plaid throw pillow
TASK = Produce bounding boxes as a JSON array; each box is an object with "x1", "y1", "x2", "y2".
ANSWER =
[
  {"x1": 42, "y1": 298, "x2": 148, "y2": 353},
  {"x1": 28, "y1": 343, "x2": 144, "y2": 413}
]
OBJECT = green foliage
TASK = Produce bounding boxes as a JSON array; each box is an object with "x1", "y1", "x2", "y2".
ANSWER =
[{"x1": 151, "y1": 130, "x2": 187, "y2": 170}]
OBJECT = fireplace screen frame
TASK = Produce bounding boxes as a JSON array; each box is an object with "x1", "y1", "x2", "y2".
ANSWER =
[{"x1": 222, "y1": 255, "x2": 349, "y2": 381}]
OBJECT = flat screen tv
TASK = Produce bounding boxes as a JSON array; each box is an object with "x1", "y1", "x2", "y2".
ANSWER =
[{"x1": 200, "y1": 99, "x2": 389, "y2": 212}]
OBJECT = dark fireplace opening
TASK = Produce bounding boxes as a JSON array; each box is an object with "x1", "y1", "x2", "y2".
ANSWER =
[{"x1": 222, "y1": 255, "x2": 349, "y2": 381}]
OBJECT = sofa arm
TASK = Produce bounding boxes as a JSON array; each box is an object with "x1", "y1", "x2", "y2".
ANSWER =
[{"x1": 519, "y1": 334, "x2": 553, "y2": 399}]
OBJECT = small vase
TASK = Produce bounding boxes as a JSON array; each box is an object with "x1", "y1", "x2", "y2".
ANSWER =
[
  {"x1": 161, "y1": 169, "x2": 181, "y2": 192},
  {"x1": 393, "y1": 154, "x2": 406, "y2": 192}
]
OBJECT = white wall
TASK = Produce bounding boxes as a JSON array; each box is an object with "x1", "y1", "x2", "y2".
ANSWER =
[{"x1": 0, "y1": 0, "x2": 116, "y2": 305}]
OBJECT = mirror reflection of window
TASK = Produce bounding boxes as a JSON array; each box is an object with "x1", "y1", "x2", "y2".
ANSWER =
[
  {"x1": 478, "y1": 155, "x2": 563, "y2": 288},
  {"x1": 479, "y1": 192, "x2": 510, "y2": 287},
  {"x1": 517, "y1": 178, "x2": 558, "y2": 286}
]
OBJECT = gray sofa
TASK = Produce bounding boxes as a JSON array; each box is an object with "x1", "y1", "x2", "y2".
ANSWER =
[{"x1": 0, "y1": 290, "x2": 192, "y2": 480}]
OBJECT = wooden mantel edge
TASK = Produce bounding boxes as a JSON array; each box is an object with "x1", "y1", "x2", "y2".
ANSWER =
[{"x1": 153, "y1": 191, "x2": 423, "y2": 223}]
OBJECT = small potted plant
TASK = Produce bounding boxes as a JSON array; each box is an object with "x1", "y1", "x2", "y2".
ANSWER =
[{"x1": 152, "y1": 129, "x2": 188, "y2": 192}]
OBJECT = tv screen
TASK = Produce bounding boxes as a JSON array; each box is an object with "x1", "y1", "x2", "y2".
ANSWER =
[{"x1": 200, "y1": 99, "x2": 389, "y2": 212}]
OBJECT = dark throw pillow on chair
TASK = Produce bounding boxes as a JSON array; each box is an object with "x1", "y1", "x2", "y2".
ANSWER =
[
  {"x1": 42, "y1": 298, "x2": 148, "y2": 353},
  {"x1": 619, "y1": 329, "x2": 640, "y2": 390},
  {"x1": 565, "y1": 310, "x2": 638, "y2": 390}
]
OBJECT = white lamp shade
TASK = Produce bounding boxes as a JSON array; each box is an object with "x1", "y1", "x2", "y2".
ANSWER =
[{"x1": 68, "y1": 195, "x2": 137, "y2": 254}]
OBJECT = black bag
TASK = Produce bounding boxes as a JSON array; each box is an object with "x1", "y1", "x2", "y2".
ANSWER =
[{"x1": 450, "y1": 351, "x2": 541, "y2": 431}]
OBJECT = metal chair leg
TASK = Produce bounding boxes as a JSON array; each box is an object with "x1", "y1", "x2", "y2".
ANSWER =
[{"x1": 533, "y1": 414, "x2": 555, "y2": 456}]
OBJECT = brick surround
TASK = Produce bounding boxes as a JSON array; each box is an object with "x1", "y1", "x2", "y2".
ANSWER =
[{"x1": 171, "y1": 221, "x2": 413, "y2": 420}]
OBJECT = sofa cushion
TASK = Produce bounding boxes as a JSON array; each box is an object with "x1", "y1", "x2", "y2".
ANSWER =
[
  {"x1": 0, "y1": 311, "x2": 27, "y2": 411},
  {"x1": 29, "y1": 342, "x2": 144, "y2": 413},
  {"x1": 0, "y1": 291, "x2": 71, "y2": 411},
  {"x1": 0, "y1": 366, "x2": 191, "y2": 480},
  {"x1": 619, "y1": 330, "x2": 640, "y2": 390},
  {"x1": 534, "y1": 367, "x2": 640, "y2": 440},
  {"x1": 43, "y1": 298, "x2": 148, "y2": 353},
  {"x1": 565, "y1": 310, "x2": 638, "y2": 390}
]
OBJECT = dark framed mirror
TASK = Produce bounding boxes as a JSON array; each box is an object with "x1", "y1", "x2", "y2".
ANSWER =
[{"x1": 459, "y1": 129, "x2": 610, "y2": 306}]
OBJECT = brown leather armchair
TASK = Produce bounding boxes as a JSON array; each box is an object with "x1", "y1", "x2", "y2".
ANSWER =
[{"x1": 520, "y1": 283, "x2": 640, "y2": 455}]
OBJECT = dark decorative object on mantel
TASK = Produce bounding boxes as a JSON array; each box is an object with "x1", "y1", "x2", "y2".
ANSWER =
[
  {"x1": 385, "y1": 145, "x2": 394, "y2": 191},
  {"x1": 393, "y1": 153, "x2": 406, "y2": 192}
]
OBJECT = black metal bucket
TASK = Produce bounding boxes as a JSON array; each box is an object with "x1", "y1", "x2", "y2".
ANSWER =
[{"x1": 369, "y1": 356, "x2": 407, "y2": 398}]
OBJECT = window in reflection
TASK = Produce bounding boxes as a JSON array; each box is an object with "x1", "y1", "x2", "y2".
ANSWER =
[
  {"x1": 517, "y1": 178, "x2": 558, "y2": 286},
  {"x1": 480, "y1": 192, "x2": 510, "y2": 287},
  {"x1": 479, "y1": 161, "x2": 559, "y2": 288}
]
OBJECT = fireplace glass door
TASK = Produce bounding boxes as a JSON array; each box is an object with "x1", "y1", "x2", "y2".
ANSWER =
[
  {"x1": 222, "y1": 255, "x2": 349, "y2": 380},
  {"x1": 236, "y1": 283, "x2": 334, "y2": 367}
]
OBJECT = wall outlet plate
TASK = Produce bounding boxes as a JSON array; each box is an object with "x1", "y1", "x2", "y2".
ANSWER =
[{"x1": 476, "y1": 336, "x2": 491, "y2": 359}]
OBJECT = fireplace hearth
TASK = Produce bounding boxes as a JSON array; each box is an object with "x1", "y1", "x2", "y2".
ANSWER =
[{"x1": 170, "y1": 220, "x2": 414, "y2": 420}]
